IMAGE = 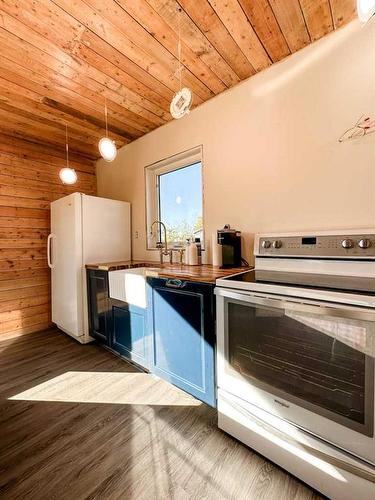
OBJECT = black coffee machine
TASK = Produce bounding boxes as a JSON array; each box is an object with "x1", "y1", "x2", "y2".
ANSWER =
[{"x1": 217, "y1": 224, "x2": 242, "y2": 268}]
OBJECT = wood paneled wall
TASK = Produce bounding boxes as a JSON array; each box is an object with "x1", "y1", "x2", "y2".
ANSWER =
[{"x1": 0, "y1": 134, "x2": 96, "y2": 339}]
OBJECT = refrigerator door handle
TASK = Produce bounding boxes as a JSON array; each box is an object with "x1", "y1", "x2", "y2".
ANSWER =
[{"x1": 47, "y1": 233, "x2": 55, "y2": 269}]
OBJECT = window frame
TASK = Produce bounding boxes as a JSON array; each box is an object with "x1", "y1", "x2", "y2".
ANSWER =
[{"x1": 144, "y1": 145, "x2": 204, "y2": 250}]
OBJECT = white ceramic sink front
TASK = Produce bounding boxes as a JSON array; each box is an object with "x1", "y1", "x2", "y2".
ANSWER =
[{"x1": 108, "y1": 267, "x2": 159, "y2": 308}]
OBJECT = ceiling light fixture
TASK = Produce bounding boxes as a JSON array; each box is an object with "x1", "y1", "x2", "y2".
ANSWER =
[
  {"x1": 98, "y1": 97, "x2": 117, "y2": 162},
  {"x1": 59, "y1": 124, "x2": 77, "y2": 185},
  {"x1": 357, "y1": 0, "x2": 375, "y2": 22},
  {"x1": 170, "y1": 8, "x2": 192, "y2": 119}
]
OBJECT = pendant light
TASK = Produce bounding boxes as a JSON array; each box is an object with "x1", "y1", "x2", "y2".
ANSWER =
[
  {"x1": 59, "y1": 124, "x2": 77, "y2": 185},
  {"x1": 170, "y1": 7, "x2": 193, "y2": 119},
  {"x1": 357, "y1": 0, "x2": 375, "y2": 22},
  {"x1": 98, "y1": 97, "x2": 117, "y2": 162}
]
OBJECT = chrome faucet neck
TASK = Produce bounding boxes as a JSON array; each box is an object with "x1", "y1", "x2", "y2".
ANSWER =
[{"x1": 151, "y1": 220, "x2": 170, "y2": 264}]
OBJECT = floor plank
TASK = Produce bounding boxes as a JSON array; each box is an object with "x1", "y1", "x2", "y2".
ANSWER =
[{"x1": 0, "y1": 328, "x2": 320, "y2": 499}]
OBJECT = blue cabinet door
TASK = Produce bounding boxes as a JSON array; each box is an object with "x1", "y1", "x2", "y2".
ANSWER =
[
  {"x1": 87, "y1": 270, "x2": 150, "y2": 370},
  {"x1": 86, "y1": 269, "x2": 110, "y2": 345},
  {"x1": 109, "y1": 301, "x2": 150, "y2": 369},
  {"x1": 148, "y1": 278, "x2": 216, "y2": 407}
]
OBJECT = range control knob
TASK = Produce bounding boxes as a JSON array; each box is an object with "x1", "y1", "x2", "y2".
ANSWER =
[
  {"x1": 341, "y1": 239, "x2": 354, "y2": 249},
  {"x1": 272, "y1": 240, "x2": 282, "y2": 249},
  {"x1": 261, "y1": 240, "x2": 271, "y2": 249},
  {"x1": 358, "y1": 239, "x2": 371, "y2": 249}
]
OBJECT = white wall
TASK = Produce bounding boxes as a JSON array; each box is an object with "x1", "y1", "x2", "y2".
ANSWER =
[{"x1": 97, "y1": 20, "x2": 375, "y2": 264}]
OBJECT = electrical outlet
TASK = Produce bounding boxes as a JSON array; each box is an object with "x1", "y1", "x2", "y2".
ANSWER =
[{"x1": 135, "y1": 231, "x2": 139, "y2": 239}]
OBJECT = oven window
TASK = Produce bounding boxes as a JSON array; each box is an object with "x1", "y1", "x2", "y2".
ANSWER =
[{"x1": 227, "y1": 300, "x2": 374, "y2": 435}]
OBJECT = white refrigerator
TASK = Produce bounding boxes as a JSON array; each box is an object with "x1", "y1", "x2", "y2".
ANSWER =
[{"x1": 48, "y1": 193, "x2": 131, "y2": 343}]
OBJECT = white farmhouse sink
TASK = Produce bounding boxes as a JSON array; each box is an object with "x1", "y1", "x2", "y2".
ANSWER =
[{"x1": 108, "y1": 267, "x2": 159, "y2": 308}]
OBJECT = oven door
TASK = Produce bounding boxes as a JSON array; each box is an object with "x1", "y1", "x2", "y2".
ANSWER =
[{"x1": 216, "y1": 287, "x2": 375, "y2": 465}]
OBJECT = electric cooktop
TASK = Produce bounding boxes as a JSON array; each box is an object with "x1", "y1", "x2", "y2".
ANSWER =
[{"x1": 223, "y1": 269, "x2": 375, "y2": 294}]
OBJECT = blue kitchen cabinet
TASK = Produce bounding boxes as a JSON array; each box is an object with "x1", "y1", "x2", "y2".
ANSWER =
[
  {"x1": 87, "y1": 269, "x2": 110, "y2": 345},
  {"x1": 107, "y1": 300, "x2": 150, "y2": 370},
  {"x1": 147, "y1": 277, "x2": 216, "y2": 407},
  {"x1": 87, "y1": 269, "x2": 150, "y2": 369},
  {"x1": 87, "y1": 270, "x2": 217, "y2": 405}
]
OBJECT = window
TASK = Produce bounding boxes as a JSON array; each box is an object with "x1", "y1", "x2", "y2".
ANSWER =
[
  {"x1": 145, "y1": 146, "x2": 204, "y2": 249},
  {"x1": 158, "y1": 163, "x2": 203, "y2": 244}
]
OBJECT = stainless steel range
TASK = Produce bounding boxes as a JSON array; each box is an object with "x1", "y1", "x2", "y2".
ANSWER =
[{"x1": 215, "y1": 230, "x2": 375, "y2": 500}]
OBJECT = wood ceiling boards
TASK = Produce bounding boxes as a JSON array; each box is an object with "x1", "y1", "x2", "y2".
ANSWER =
[{"x1": 0, "y1": 0, "x2": 357, "y2": 159}]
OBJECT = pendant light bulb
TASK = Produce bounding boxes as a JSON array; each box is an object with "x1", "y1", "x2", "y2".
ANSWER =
[
  {"x1": 99, "y1": 98, "x2": 117, "y2": 162},
  {"x1": 357, "y1": 0, "x2": 375, "y2": 22},
  {"x1": 59, "y1": 123, "x2": 77, "y2": 185},
  {"x1": 170, "y1": 87, "x2": 193, "y2": 119},
  {"x1": 98, "y1": 137, "x2": 117, "y2": 162},
  {"x1": 59, "y1": 167, "x2": 77, "y2": 185}
]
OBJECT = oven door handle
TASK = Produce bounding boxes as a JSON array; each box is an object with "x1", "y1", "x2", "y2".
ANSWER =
[{"x1": 215, "y1": 288, "x2": 375, "y2": 322}]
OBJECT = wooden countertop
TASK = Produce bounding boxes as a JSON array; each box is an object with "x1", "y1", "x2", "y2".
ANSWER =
[{"x1": 85, "y1": 260, "x2": 250, "y2": 284}]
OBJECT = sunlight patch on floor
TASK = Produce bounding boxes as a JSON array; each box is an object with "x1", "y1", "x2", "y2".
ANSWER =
[{"x1": 9, "y1": 371, "x2": 202, "y2": 406}]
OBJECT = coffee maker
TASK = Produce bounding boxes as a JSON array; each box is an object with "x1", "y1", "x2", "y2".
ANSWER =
[{"x1": 217, "y1": 225, "x2": 242, "y2": 268}]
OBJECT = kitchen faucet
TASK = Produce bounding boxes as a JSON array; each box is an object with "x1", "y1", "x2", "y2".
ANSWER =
[{"x1": 151, "y1": 220, "x2": 172, "y2": 264}]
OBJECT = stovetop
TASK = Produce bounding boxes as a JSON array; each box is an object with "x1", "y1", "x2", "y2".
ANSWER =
[{"x1": 222, "y1": 269, "x2": 375, "y2": 294}]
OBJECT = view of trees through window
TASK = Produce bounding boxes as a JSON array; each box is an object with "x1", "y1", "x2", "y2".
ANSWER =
[{"x1": 158, "y1": 162, "x2": 203, "y2": 245}]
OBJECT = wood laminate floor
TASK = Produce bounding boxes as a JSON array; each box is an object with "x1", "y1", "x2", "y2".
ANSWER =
[{"x1": 0, "y1": 328, "x2": 321, "y2": 500}]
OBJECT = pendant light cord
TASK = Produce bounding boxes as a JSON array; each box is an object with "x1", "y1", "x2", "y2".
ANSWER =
[
  {"x1": 177, "y1": 7, "x2": 182, "y2": 91},
  {"x1": 104, "y1": 97, "x2": 108, "y2": 138},
  {"x1": 65, "y1": 123, "x2": 69, "y2": 168}
]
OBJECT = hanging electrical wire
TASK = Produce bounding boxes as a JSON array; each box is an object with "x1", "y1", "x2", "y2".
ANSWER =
[
  {"x1": 170, "y1": 7, "x2": 193, "y2": 119},
  {"x1": 59, "y1": 123, "x2": 77, "y2": 185}
]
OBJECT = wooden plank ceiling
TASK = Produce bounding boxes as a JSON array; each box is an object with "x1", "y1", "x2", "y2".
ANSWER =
[{"x1": 0, "y1": 0, "x2": 356, "y2": 160}]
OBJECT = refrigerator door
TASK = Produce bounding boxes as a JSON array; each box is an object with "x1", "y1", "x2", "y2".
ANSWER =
[
  {"x1": 50, "y1": 193, "x2": 83, "y2": 338},
  {"x1": 82, "y1": 194, "x2": 131, "y2": 336}
]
